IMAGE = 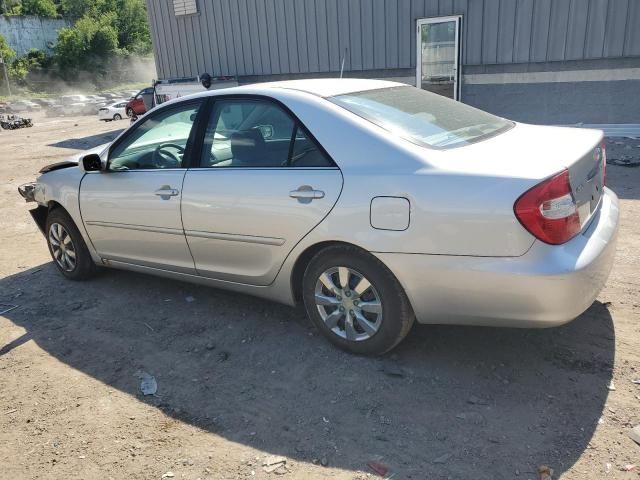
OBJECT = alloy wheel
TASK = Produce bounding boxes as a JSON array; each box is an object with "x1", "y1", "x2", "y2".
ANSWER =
[
  {"x1": 314, "y1": 266, "x2": 383, "y2": 341},
  {"x1": 49, "y1": 223, "x2": 77, "y2": 272}
]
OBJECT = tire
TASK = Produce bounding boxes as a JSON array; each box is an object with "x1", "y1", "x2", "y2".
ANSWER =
[
  {"x1": 126, "y1": 108, "x2": 134, "y2": 117},
  {"x1": 302, "y1": 245, "x2": 414, "y2": 355},
  {"x1": 113, "y1": 113, "x2": 122, "y2": 121},
  {"x1": 45, "y1": 208, "x2": 98, "y2": 280}
]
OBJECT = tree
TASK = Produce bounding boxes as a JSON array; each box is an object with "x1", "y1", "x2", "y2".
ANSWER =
[
  {"x1": 0, "y1": 33, "x2": 16, "y2": 64},
  {"x1": 116, "y1": 0, "x2": 151, "y2": 54},
  {"x1": 21, "y1": 0, "x2": 58, "y2": 17},
  {"x1": 54, "y1": 13, "x2": 119, "y2": 75},
  {"x1": 0, "y1": 0, "x2": 22, "y2": 15}
]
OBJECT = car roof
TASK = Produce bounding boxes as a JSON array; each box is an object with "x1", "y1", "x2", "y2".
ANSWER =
[{"x1": 212, "y1": 78, "x2": 406, "y2": 98}]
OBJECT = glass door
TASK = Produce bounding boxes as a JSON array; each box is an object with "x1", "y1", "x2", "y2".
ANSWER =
[{"x1": 416, "y1": 16, "x2": 461, "y2": 100}]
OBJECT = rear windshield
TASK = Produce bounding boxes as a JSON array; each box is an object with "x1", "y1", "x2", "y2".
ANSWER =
[{"x1": 330, "y1": 86, "x2": 513, "y2": 149}]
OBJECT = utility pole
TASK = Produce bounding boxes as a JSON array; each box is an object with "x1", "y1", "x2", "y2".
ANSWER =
[{"x1": 0, "y1": 56, "x2": 11, "y2": 96}]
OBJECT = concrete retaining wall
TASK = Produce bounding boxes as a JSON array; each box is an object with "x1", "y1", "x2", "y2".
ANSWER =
[{"x1": 0, "y1": 15, "x2": 71, "y2": 57}]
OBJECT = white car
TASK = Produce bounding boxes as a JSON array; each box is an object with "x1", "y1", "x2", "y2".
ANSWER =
[
  {"x1": 98, "y1": 101, "x2": 128, "y2": 122},
  {"x1": 18, "y1": 79, "x2": 618, "y2": 355}
]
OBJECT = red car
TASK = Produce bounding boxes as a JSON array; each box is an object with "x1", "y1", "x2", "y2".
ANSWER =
[{"x1": 125, "y1": 87, "x2": 154, "y2": 117}]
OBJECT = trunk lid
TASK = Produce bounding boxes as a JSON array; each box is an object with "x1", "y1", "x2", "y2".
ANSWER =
[{"x1": 428, "y1": 122, "x2": 605, "y2": 231}]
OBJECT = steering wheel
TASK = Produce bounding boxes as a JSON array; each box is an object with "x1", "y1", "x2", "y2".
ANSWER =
[{"x1": 153, "y1": 143, "x2": 185, "y2": 168}]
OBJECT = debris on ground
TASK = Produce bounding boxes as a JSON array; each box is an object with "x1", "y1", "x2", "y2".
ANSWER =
[
  {"x1": 262, "y1": 455, "x2": 287, "y2": 474},
  {"x1": 538, "y1": 465, "x2": 553, "y2": 480},
  {"x1": 136, "y1": 371, "x2": 158, "y2": 396},
  {"x1": 467, "y1": 395, "x2": 489, "y2": 405},
  {"x1": 623, "y1": 464, "x2": 637, "y2": 472},
  {"x1": 455, "y1": 412, "x2": 485, "y2": 424},
  {"x1": 217, "y1": 351, "x2": 229, "y2": 362},
  {"x1": 432, "y1": 453, "x2": 451, "y2": 464},
  {"x1": 380, "y1": 364, "x2": 405, "y2": 378},
  {"x1": 607, "y1": 380, "x2": 616, "y2": 391},
  {"x1": 0, "y1": 303, "x2": 19, "y2": 315},
  {"x1": 630, "y1": 425, "x2": 640, "y2": 446},
  {"x1": 185, "y1": 296, "x2": 195, "y2": 303},
  {"x1": 367, "y1": 461, "x2": 388, "y2": 476},
  {"x1": 632, "y1": 379, "x2": 640, "y2": 385},
  {"x1": 161, "y1": 472, "x2": 175, "y2": 479}
]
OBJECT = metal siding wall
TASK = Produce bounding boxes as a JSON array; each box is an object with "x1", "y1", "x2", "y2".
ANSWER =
[
  {"x1": 603, "y1": 0, "x2": 627, "y2": 57},
  {"x1": 398, "y1": 0, "x2": 411, "y2": 68},
  {"x1": 565, "y1": 0, "x2": 589, "y2": 60},
  {"x1": 513, "y1": 0, "x2": 534, "y2": 63},
  {"x1": 585, "y1": 0, "x2": 608, "y2": 58},
  {"x1": 294, "y1": 1, "x2": 310, "y2": 72},
  {"x1": 147, "y1": 0, "x2": 640, "y2": 78},
  {"x1": 497, "y1": 0, "x2": 516, "y2": 63},
  {"x1": 305, "y1": 0, "x2": 320, "y2": 72},
  {"x1": 338, "y1": 0, "x2": 351, "y2": 70},
  {"x1": 361, "y1": 0, "x2": 375, "y2": 70},
  {"x1": 373, "y1": 0, "x2": 386, "y2": 68},
  {"x1": 547, "y1": 0, "x2": 571, "y2": 61},
  {"x1": 623, "y1": 0, "x2": 640, "y2": 56}
]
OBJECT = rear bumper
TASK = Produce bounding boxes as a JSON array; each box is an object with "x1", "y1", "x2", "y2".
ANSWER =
[{"x1": 376, "y1": 188, "x2": 619, "y2": 327}]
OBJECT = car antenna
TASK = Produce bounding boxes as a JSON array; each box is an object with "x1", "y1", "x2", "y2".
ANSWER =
[{"x1": 340, "y1": 48, "x2": 347, "y2": 79}]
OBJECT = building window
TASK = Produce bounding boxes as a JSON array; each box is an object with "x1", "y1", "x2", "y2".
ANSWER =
[{"x1": 173, "y1": 0, "x2": 197, "y2": 16}]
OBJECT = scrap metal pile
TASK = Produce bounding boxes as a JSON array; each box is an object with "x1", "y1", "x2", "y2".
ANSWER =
[{"x1": 0, "y1": 114, "x2": 33, "y2": 130}]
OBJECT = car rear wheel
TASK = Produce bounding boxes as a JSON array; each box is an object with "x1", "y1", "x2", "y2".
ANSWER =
[
  {"x1": 46, "y1": 209, "x2": 98, "y2": 280},
  {"x1": 302, "y1": 246, "x2": 414, "y2": 355},
  {"x1": 126, "y1": 108, "x2": 134, "y2": 117},
  {"x1": 113, "y1": 113, "x2": 122, "y2": 121}
]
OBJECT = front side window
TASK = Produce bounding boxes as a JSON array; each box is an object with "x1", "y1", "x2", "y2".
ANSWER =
[
  {"x1": 331, "y1": 86, "x2": 513, "y2": 149},
  {"x1": 109, "y1": 102, "x2": 200, "y2": 171},
  {"x1": 201, "y1": 98, "x2": 333, "y2": 168}
]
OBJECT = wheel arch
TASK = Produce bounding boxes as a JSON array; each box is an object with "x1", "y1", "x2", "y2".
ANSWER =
[{"x1": 290, "y1": 240, "x2": 403, "y2": 306}]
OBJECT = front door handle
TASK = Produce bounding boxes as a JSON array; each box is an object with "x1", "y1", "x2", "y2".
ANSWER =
[
  {"x1": 154, "y1": 185, "x2": 179, "y2": 200},
  {"x1": 289, "y1": 185, "x2": 325, "y2": 203}
]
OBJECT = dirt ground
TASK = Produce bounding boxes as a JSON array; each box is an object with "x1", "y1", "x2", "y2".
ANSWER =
[{"x1": 1, "y1": 113, "x2": 639, "y2": 480}]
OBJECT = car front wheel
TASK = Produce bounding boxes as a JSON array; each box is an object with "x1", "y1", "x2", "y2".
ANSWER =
[
  {"x1": 113, "y1": 113, "x2": 122, "y2": 120},
  {"x1": 302, "y1": 246, "x2": 414, "y2": 355},
  {"x1": 46, "y1": 209, "x2": 98, "y2": 280}
]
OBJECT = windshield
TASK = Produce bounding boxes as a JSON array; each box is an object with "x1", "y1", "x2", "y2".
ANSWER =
[{"x1": 330, "y1": 86, "x2": 513, "y2": 149}]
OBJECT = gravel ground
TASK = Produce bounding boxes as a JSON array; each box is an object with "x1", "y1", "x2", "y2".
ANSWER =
[{"x1": 1, "y1": 115, "x2": 639, "y2": 479}]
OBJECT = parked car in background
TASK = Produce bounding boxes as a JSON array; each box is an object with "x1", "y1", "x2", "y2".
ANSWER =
[
  {"x1": 18, "y1": 79, "x2": 618, "y2": 355},
  {"x1": 47, "y1": 102, "x2": 90, "y2": 117},
  {"x1": 98, "y1": 101, "x2": 127, "y2": 121},
  {"x1": 126, "y1": 87, "x2": 154, "y2": 116},
  {"x1": 31, "y1": 98, "x2": 58, "y2": 109},
  {"x1": 9, "y1": 100, "x2": 41, "y2": 113}
]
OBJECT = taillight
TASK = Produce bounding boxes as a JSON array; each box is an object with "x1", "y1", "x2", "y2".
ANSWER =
[{"x1": 514, "y1": 169, "x2": 581, "y2": 245}]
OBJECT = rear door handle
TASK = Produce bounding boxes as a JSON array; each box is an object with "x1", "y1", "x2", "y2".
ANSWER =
[
  {"x1": 289, "y1": 185, "x2": 325, "y2": 203},
  {"x1": 154, "y1": 185, "x2": 179, "y2": 199}
]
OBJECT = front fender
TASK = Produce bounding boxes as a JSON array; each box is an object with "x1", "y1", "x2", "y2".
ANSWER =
[{"x1": 32, "y1": 167, "x2": 102, "y2": 263}]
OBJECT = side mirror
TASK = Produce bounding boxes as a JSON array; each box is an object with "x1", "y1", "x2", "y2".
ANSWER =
[{"x1": 82, "y1": 153, "x2": 103, "y2": 172}]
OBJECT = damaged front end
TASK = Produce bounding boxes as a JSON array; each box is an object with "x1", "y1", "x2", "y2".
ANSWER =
[
  {"x1": 18, "y1": 182, "x2": 37, "y2": 202},
  {"x1": 18, "y1": 182, "x2": 48, "y2": 235}
]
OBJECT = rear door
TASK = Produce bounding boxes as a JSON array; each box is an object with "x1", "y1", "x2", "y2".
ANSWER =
[{"x1": 181, "y1": 96, "x2": 343, "y2": 285}]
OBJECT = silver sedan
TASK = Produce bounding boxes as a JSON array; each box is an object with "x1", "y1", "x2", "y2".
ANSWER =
[{"x1": 18, "y1": 79, "x2": 619, "y2": 354}]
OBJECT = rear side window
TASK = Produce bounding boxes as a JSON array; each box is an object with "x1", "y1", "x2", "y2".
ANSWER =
[
  {"x1": 200, "y1": 98, "x2": 334, "y2": 168},
  {"x1": 330, "y1": 86, "x2": 513, "y2": 149}
]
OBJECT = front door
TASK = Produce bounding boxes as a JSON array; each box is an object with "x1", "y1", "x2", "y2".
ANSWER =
[
  {"x1": 181, "y1": 97, "x2": 343, "y2": 286},
  {"x1": 416, "y1": 16, "x2": 461, "y2": 100},
  {"x1": 80, "y1": 100, "x2": 203, "y2": 273}
]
